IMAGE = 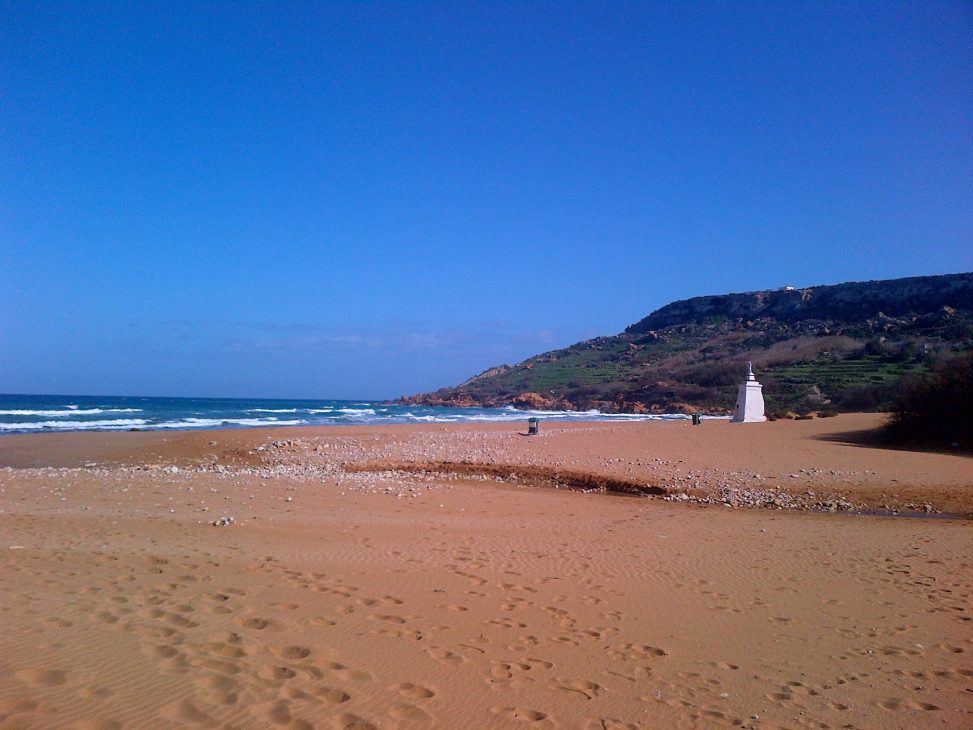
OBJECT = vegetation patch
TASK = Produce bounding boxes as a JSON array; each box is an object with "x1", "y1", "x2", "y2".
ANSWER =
[
  {"x1": 398, "y1": 273, "x2": 973, "y2": 415},
  {"x1": 884, "y1": 353, "x2": 973, "y2": 451}
]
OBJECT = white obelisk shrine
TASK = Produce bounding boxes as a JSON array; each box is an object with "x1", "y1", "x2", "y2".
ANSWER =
[{"x1": 731, "y1": 362, "x2": 767, "y2": 423}]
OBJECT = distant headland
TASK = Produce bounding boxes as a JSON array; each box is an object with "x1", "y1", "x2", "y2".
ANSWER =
[{"x1": 397, "y1": 272, "x2": 973, "y2": 416}]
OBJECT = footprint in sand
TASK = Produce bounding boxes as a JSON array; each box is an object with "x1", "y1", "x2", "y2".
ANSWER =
[
  {"x1": 251, "y1": 699, "x2": 298, "y2": 725},
  {"x1": 200, "y1": 641, "x2": 247, "y2": 658},
  {"x1": 699, "y1": 708, "x2": 745, "y2": 724},
  {"x1": 369, "y1": 613, "x2": 407, "y2": 624},
  {"x1": 554, "y1": 678, "x2": 603, "y2": 700},
  {"x1": 487, "y1": 618, "x2": 528, "y2": 629},
  {"x1": 583, "y1": 719, "x2": 637, "y2": 730},
  {"x1": 15, "y1": 668, "x2": 67, "y2": 686},
  {"x1": 193, "y1": 656, "x2": 240, "y2": 675},
  {"x1": 257, "y1": 665, "x2": 297, "y2": 681},
  {"x1": 424, "y1": 646, "x2": 466, "y2": 665},
  {"x1": 151, "y1": 644, "x2": 179, "y2": 659},
  {"x1": 165, "y1": 611, "x2": 199, "y2": 628},
  {"x1": 325, "y1": 662, "x2": 372, "y2": 682},
  {"x1": 491, "y1": 706, "x2": 552, "y2": 725},
  {"x1": 392, "y1": 682, "x2": 436, "y2": 699},
  {"x1": 388, "y1": 703, "x2": 432, "y2": 723},
  {"x1": 613, "y1": 643, "x2": 668, "y2": 660},
  {"x1": 238, "y1": 617, "x2": 274, "y2": 630},
  {"x1": 334, "y1": 712, "x2": 378, "y2": 729},
  {"x1": 274, "y1": 645, "x2": 312, "y2": 659},
  {"x1": 196, "y1": 674, "x2": 239, "y2": 706},
  {"x1": 316, "y1": 686, "x2": 351, "y2": 704},
  {"x1": 878, "y1": 698, "x2": 940, "y2": 711},
  {"x1": 162, "y1": 699, "x2": 212, "y2": 725}
]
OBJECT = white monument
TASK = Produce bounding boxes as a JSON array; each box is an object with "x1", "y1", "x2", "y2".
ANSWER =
[{"x1": 731, "y1": 362, "x2": 767, "y2": 423}]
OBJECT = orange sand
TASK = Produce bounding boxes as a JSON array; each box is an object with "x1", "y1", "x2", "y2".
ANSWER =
[{"x1": 1, "y1": 414, "x2": 971, "y2": 729}]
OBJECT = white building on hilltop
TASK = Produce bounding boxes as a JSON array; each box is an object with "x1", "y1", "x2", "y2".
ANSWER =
[{"x1": 731, "y1": 362, "x2": 767, "y2": 423}]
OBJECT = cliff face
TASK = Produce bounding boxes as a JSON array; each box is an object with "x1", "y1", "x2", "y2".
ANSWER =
[
  {"x1": 626, "y1": 274, "x2": 973, "y2": 333},
  {"x1": 398, "y1": 273, "x2": 973, "y2": 414}
]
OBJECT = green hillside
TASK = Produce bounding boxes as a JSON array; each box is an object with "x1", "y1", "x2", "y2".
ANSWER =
[{"x1": 399, "y1": 273, "x2": 973, "y2": 414}]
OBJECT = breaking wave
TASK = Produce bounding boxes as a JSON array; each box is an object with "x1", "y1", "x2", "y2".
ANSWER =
[
  {"x1": 0, "y1": 395, "x2": 717, "y2": 434},
  {"x1": 0, "y1": 408, "x2": 142, "y2": 417},
  {"x1": 0, "y1": 419, "x2": 149, "y2": 431}
]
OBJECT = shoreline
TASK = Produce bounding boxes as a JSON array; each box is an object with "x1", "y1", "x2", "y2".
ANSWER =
[{"x1": 0, "y1": 394, "x2": 709, "y2": 436}]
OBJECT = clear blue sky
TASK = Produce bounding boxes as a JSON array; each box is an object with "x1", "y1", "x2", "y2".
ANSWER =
[{"x1": 2, "y1": 1, "x2": 971, "y2": 399}]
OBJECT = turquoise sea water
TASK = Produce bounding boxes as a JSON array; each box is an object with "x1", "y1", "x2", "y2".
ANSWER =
[{"x1": 0, "y1": 394, "x2": 694, "y2": 434}]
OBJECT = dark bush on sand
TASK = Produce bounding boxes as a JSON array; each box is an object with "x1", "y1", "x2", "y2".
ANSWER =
[{"x1": 885, "y1": 353, "x2": 973, "y2": 450}]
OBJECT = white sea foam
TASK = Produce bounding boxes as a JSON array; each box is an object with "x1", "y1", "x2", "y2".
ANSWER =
[
  {"x1": 152, "y1": 417, "x2": 306, "y2": 429},
  {"x1": 0, "y1": 408, "x2": 142, "y2": 417},
  {"x1": 499, "y1": 406, "x2": 693, "y2": 421},
  {"x1": 0, "y1": 396, "x2": 716, "y2": 434},
  {"x1": 225, "y1": 418, "x2": 304, "y2": 427},
  {"x1": 501, "y1": 406, "x2": 602, "y2": 417},
  {"x1": 0, "y1": 419, "x2": 149, "y2": 431},
  {"x1": 151, "y1": 418, "x2": 223, "y2": 429},
  {"x1": 391, "y1": 409, "x2": 695, "y2": 424}
]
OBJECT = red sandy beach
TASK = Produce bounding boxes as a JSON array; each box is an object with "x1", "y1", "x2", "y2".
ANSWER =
[{"x1": 1, "y1": 414, "x2": 970, "y2": 729}]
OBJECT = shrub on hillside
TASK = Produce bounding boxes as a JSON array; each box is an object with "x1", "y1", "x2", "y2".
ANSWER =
[
  {"x1": 685, "y1": 360, "x2": 740, "y2": 387},
  {"x1": 830, "y1": 381, "x2": 899, "y2": 411},
  {"x1": 885, "y1": 353, "x2": 973, "y2": 450}
]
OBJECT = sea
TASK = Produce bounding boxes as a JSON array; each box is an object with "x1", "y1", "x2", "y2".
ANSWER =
[{"x1": 0, "y1": 394, "x2": 695, "y2": 434}]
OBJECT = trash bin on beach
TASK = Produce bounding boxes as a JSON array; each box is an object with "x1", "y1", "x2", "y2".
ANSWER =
[
  {"x1": 528, "y1": 417, "x2": 539, "y2": 435},
  {"x1": 692, "y1": 414, "x2": 701, "y2": 426}
]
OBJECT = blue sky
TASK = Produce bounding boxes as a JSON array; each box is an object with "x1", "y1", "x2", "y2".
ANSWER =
[{"x1": 2, "y1": 1, "x2": 971, "y2": 399}]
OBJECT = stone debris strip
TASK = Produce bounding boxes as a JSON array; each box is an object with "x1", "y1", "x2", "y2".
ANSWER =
[{"x1": 0, "y1": 429, "x2": 944, "y2": 521}]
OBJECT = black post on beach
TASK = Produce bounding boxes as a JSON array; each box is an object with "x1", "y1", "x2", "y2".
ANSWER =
[
  {"x1": 692, "y1": 413, "x2": 701, "y2": 426},
  {"x1": 528, "y1": 417, "x2": 539, "y2": 435}
]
